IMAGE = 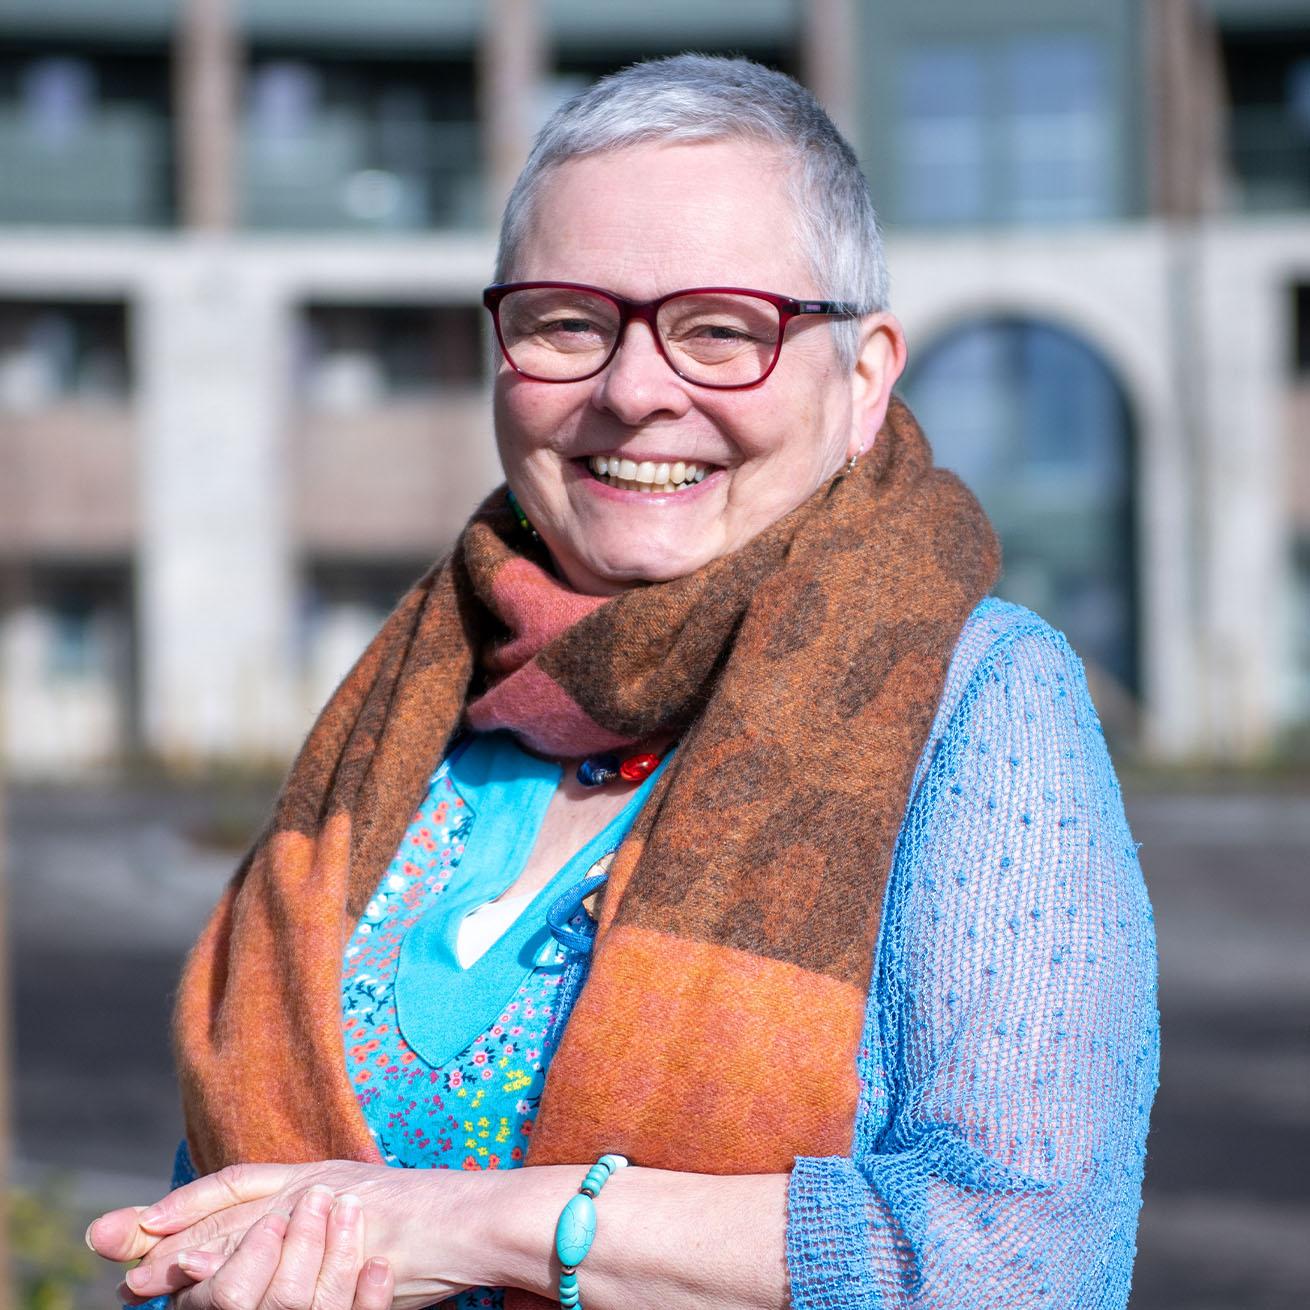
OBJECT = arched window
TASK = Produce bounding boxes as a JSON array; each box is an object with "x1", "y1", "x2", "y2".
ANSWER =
[{"x1": 900, "y1": 315, "x2": 1138, "y2": 699}]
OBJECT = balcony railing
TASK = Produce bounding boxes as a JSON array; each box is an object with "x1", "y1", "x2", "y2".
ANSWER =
[
  {"x1": 241, "y1": 117, "x2": 483, "y2": 231},
  {"x1": 0, "y1": 107, "x2": 170, "y2": 227}
]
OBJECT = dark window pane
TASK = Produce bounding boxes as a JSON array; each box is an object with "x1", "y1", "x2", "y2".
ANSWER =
[
  {"x1": 0, "y1": 300, "x2": 131, "y2": 408},
  {"x1": 297, "y1": 302, "x2": 484, "y2": 405}
]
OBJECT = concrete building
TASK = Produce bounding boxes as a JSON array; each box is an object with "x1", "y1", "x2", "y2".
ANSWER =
[{"x1": 0, "y1": 0, "x2": 1306, "y2": 773}]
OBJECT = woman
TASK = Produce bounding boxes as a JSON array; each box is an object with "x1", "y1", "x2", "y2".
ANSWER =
[{"x1": 88, "y1": 55, "x2": 1158, "y2": 1309}]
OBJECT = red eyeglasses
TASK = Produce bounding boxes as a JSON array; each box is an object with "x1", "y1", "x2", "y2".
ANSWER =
[{"x1": 482, "y1": 281, "x2": 864, "y2": 389}]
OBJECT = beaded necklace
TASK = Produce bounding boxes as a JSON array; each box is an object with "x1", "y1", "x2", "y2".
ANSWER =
[{"x1": 575, "y1": 751, "x2": 662, "y2": 787}]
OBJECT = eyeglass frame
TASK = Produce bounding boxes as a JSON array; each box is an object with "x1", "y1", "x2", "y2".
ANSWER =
[{"x1": 481, "y1": 280, "x2": 866, "y2": 390}]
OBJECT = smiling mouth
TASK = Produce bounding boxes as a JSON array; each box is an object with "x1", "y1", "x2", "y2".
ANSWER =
[{"x1": 585, "y1": 455, "x2": 713, "y2": 494}]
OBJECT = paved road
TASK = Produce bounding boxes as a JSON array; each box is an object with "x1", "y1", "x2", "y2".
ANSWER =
[{"x1": 6, "y1": 777, "x2": 1308, "y2": 1309}]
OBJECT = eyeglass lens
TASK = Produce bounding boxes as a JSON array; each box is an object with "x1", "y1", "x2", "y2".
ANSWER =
[{"x1": 496, "y1": 287, "x2": 781, "y2": 385}]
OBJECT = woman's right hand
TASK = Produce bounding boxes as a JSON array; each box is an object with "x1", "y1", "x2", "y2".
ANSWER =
[{"x1": 115, "y1": 1185, "x2": 394, "y2": 1310}]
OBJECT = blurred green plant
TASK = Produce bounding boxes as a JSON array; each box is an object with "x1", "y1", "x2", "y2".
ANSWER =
[{"x1": 9, "y1": 1182, "x2": 97, "y2": 1310}]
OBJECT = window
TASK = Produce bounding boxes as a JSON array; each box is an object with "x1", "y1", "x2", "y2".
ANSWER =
[
  {"x1": 1294, "y1": 283, "x2": 1310, "y2": 377},
  {"x1": 0, "y1": 47, "x2": 172, "y2": 225},
  {"x1": 296, "y1": 302, "x2": 484, "y2": 408},
  {"x1": 0, "y1": 300, "x2": 130, "y2": 410},
  {"x1": 242, "y1": 54, "x2": 481, "y2": 230},
  {"x1": 1221, "y1": 28, "x2": 1310, "y2": 212},
  {"x1": 899, "y1": 316, "x2": 1137, "y2": 698},
  {"x1": 895, "y1": 33, "x2": 1115, "y2": 227}
]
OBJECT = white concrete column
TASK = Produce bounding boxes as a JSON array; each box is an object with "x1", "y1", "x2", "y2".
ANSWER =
[
  {"x1": 136, "y1": 242, "x2": 298, "y2": 763},
  {"x1": 1194, "y1": 230, "x2": 1290, "y2": 760}
]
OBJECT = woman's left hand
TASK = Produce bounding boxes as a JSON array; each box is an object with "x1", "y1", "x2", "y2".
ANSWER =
[{"x1": 87, "y1": 1160, "x2": 483, "y2": 1309}]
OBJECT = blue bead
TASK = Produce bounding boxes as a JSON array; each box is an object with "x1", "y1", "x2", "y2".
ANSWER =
[
  {"x1": 555, "y1": 1193, "x2": 597, "y2": 1267},
  {"x1": 577, "y1": 754, "x2": 620, "y2": 787}
]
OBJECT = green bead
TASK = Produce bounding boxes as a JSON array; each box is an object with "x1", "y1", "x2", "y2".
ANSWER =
[
  {"x1": 559, "y1": 1290, "x2": 579, "y2": 1308},
  {"x1": 555, "y1": 1193, "x2": 597, "y2": 1268},
  {"x1": 598, "y1": 1153, "x2": 627, "y2": 1172}
]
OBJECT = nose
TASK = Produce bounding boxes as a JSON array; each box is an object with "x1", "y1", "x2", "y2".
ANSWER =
[{"x1": 590, "y1": 319, "x2": 693, "y2": 425}]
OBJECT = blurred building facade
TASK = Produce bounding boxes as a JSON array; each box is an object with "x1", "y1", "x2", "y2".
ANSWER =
[{"x1": 0, "y1": 0, "x2": 1306, "y2": 773}]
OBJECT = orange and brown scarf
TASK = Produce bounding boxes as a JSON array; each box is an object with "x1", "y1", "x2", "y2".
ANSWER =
[{"x1": 174, "y1": 397, "x2": 999, "y2": 1208}]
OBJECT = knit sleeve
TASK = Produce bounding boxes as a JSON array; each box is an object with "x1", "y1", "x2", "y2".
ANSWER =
[{"x1": 785, "y1": 615, "x2": 1159, "y2": 1310}]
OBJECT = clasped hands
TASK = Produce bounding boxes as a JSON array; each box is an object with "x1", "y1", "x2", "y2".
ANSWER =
[{"x1": 86, "y1": 1160, "x2": 484, "y2": 1310}]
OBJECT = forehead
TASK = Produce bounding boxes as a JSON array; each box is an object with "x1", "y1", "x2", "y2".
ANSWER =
[{"x1": 514, "y1": 138, "x2": 817, "y2": 298}]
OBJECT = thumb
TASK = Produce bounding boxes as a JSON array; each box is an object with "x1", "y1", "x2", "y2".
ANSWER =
[{"x1": 87, "y1": 1207, "x2": 162, "y2": 1263}]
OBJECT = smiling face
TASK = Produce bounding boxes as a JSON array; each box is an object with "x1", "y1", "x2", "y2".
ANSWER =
[{"x1": 493, "y1": 138, "x2": 905, "y2": 594}]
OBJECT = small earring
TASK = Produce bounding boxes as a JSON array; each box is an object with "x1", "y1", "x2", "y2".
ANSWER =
[{"x1": 845, "y1": 452, "x2": 859, "y2": 474}]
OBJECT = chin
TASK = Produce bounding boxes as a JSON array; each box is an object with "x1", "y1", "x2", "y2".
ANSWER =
[{"x1": 580, "y1": 546, "x2": 712, "y2": 589}]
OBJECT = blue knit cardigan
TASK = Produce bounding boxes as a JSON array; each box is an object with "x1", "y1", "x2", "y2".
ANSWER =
[
  {"x1": 782, "y1": 597, "x2": 1159, "y2": 1307},
  {"x1": 161, "y1": 597, "x2": 1158, "y2": 1309}
]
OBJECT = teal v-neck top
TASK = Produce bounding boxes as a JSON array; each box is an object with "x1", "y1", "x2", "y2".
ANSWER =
[{"x1": 340, "y1": 731, "x2": 667, "y2": 1164}]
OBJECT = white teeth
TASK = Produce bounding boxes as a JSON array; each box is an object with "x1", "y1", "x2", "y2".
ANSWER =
[{"x1": 587, "y1": 454, "x2": 714, "y2": 491}]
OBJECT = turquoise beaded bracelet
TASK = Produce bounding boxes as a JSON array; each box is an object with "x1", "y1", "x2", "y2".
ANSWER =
[{"x1": 554, "y1": 1153, "x2": 628, "y2": 1308}]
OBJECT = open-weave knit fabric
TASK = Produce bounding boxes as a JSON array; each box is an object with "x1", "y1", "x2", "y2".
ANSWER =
[
  {"x1": 172, "y1": 399, "x2": 999, "y2": 1225},
  {"x1": 784, "y1": 603, "x2": 1159, "y2": 1308}
]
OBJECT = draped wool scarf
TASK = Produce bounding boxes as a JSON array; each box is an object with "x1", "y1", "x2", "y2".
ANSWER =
[{"x1": 173, "y1": 397, "x2": 1000, "y2": 1247}]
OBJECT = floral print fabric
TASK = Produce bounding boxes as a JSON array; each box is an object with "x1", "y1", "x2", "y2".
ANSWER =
[{"x1": 341, "y1": 764, "x2": 589, "y2": 1310}]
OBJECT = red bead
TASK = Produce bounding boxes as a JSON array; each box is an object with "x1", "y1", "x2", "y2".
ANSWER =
[{"x1": 619, "y1": 752, "x2": 659, "y2": 782}]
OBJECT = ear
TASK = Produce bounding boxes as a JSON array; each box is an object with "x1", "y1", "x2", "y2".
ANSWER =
[{"x1": 847, "y1": 312, "x2": 908, "y2": 462}]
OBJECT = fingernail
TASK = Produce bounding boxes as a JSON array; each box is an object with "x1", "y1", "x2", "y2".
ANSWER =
[
  {"x1": 332, "y1": 1194, "x2": 361, "y2": 1226},
  {"x1": 84, "y1": 1221, "x2": 99, "y2": 1252},
  {"x1": 125, "y1": 1264, "x2": 150, "y2": 1291},
  {"x1": 365, "y1": 1259, "x2": 388, "y2": 1286},
  {"x1": 304, "y1": 1186, "x2": 333, "y2": 1217},
  {"x1": 261, "y1": 1210, "x2": 292, "y2": 1236},
  {"x1": 138, "y1": 1207, "x2": 165, "y2": 1228},
  {"x1": 176, "y1": 1250, "x2": 205, "y2": 1276}
]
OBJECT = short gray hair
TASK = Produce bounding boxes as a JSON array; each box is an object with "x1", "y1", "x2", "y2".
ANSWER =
[{"x1": 494, "y1": 54, "x2": 888, "y2": 369}]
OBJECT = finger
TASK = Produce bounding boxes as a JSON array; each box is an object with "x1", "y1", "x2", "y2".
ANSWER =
[
  {"x1": 352, "y1": 1259, "x2": 393, "y2": 1310},
  {"x1": 263, "y1": 1187, "x2": 335, "y2": 1310},
  {"x1": 120, "y1": 1206, "x2": 265, "y2": 1299},
  {"x1": 86, "y1": 1206, "x2": 161, "y2": 1263},
  {"x1": 131, "y1": 1194, "x2": 296, "y2": 1287},
  {"x1": 114, "y1": 1241, "x2": 225, "y2": 1304},
  {"x1": 310, "y1": 1194, "x2": 363, "y2": 1310},
  {"x1": 177, "y1": 1210, "x2": 293, "y2": 1310},
  {"x1": 137, "y1": 1164, "x2": 300, "y2": 1235}
]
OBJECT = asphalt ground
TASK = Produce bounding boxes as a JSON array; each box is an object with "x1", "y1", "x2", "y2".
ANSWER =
[{"x1": 5, "y1": 776, "x2": 1308, "y2": 1310}]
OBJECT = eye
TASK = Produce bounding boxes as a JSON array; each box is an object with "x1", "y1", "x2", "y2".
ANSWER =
[
  {"x1": 540, "y1": 317, "x2": 602, "y2": 336},
  {"x1": 692, "y1": 323, "x2": 754, "y2": 341}
]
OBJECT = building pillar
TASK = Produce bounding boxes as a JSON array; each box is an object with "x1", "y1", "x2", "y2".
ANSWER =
[
  {"x1": 478, "y1": 0, "x2": 548, "y2": 231},
  {"x1": 175, "y1": 0, "x2": 240, "y2": 231},
  {"x1": 1146, "y1": 0, "x2": 1227, "y2": 219},
  {"x1": 136, "y1": 250, "x2": 297, "y2": 764},
  {"x1": 800, "y1": 0, "x2": 860, "y2": 149},
  {"x1": 1194, "y1": 237, "x2": 1289, "y2": 760}
]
